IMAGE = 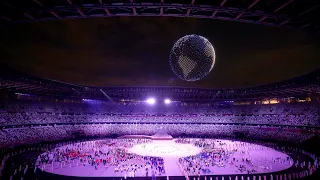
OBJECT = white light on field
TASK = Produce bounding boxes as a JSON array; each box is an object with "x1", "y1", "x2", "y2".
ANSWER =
[
  {"x1": 146, "y1": 98, "x2": 156, "y2": 105},
  {"x1": 164, "y1": 99, "x2": 171, "y2": 104}
]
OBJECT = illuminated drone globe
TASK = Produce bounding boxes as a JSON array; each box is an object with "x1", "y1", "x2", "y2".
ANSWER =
[{"x1": 169, "y1": 34, "x2": 216, "y2": 81}]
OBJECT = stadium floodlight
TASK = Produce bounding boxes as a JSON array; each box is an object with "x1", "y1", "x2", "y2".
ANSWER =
[
  {"x1": 146, "y1": 98, "x2": 156, "y2": 105},
  {"x1": 164, "y1": 99, "x2": 171, "y2": 104}
]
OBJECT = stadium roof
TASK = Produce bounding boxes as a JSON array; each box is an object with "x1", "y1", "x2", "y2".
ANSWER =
[{"x1": 0, "y1": 0, "x2": 319, "y2": 34}]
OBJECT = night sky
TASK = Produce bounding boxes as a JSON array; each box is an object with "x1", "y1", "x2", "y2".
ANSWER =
[{"x1": 0, "y1": 17, "x2": 319, "y2": 88}]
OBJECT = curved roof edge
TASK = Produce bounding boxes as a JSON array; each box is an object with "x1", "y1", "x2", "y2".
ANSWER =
[{"x1": 1, "y1": 64, "x2": 319, "y2": 101}]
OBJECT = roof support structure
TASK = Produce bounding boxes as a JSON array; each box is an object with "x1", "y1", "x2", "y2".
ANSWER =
[
  {"x1": 99, "y1": 0, "x2": 111, "y2": 16},
  {"x1": 32, "y1": 0, "x2": 61, "y2": 19},
  {"x1": 24, "y1": 13, "x2": 35, "y2": 20},
  {"x1": 130, "y1": 0, "x2": 137, "y2": 15},
  {"x1": 1, "y1": 1, "x2": 35, "y2": 21},
  {"x1": 299, "y1": 23, "x2": 311, "y2": 30},
  {"x1": 100, "y1": 89, "x2": 113, "y2": 102},
  {"x1": 236, "y1": 0, "x2": 260, "y2": 19},
  {"x1": 50, "y1": 10, "x2": 61, "y2": 19},
  {"x1": 66, "y1": 0, "x2": 86, "y2": 17},
  {"x1": 0, "y1": 16, "x2": 11, "y2": 22},
  {"x1": 160, "y1": 0, "x2": 164, "y2": 15},
  {"x1": 258, "y1": 0, "x2": 294, "y2": 23},
  {"x1": 76, "y1": 8, "x2": 85, "y2": 17},
  {"x1": 298, "y1": 5, "x2": 319, "y2": 17},
  {"x1": 32, "y1": 0, "x2": 43, "y2": 7},
  {"x1": 0, "y1": 0, "x2": 318, "y2": 34},
  {"x1": 281, "y1": 5, "x2": 319, "y2": 26},
  {"x1": 211, "y1": 0, "x2": 227, "y2": 18},
  {"x1": 186, "y1": 0, "x2": 196, "y2": 16}
]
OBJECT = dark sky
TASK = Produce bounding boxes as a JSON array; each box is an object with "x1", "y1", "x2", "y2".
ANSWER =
[{"x1": 0, "y1": 17, "x2": 319, "y2": 88}]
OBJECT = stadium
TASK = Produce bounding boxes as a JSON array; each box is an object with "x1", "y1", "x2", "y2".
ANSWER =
[
  {"x1": 0, "y1": 65, "x2": 319, "y2": 180},
  {"x1": 0, "y1": 0, "x2": 320, "y2": 180}
]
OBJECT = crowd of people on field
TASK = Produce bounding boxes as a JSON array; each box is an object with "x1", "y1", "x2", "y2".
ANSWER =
[
  {"x1": 0, "y1": 138, "x2": 319, "y2": 180},
  {"x1": 36, "y1": 138, "x2": 166, "y2": 178}
]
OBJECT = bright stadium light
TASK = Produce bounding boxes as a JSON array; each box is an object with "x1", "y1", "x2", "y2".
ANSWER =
[
  {"x1": 164, "y1": 99, "x2": 171, "y2": 104},
  {"x1": 146, "y1": 98, "x2": 156, "y2": 105}
]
